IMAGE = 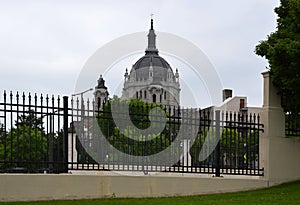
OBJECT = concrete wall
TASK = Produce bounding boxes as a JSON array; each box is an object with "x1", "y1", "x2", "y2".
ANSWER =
[
  {"x1": 0, "y1": 174, "x2": 268, "y2": 202},
  {"x1": 268, "y1": 137, "x2": 300, "y2": 185},
  {"x1": 260, "y1": 71, "x2": 300, "y2": 186}
]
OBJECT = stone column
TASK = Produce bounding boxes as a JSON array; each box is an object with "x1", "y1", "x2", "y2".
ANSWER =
[
  {"x1": 182, "y1": 139, "x2": 192, "y2": 170},
  {"x1": 260, "y1": 71, "x2": 300, "y2": 185},
  {"x1": 68, "y1": 133, "x2": 78, "y2": 166},
  {"x1": 260, "y1": 71, "x2": 285, "y2": 181}
]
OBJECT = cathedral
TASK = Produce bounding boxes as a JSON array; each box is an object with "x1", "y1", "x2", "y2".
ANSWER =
[{"x1": 94, "y1": 18, "x2": 181, "y2": 107}]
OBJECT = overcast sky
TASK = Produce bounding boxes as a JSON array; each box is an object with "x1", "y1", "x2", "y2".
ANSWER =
[{"x1": 0, "y1": 0, "x2": 279, "y2": 107}]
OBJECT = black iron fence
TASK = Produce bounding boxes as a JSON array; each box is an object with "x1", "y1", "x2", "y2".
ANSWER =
[
  {"x1": 285, "y1": 113, "x2": 300, "y2": 137},
  {"x1": 0, "y1": 91, "x2": 68, "y2": 173},
  {"x1": 0, "y1": 91, "x2": 264, "y2": 176}
]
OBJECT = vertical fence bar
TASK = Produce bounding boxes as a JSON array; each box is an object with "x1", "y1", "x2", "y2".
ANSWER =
[
  {"x1": 70, "y1": 97, "x2": 74, "y2": 170},
  {"x1": 215, "y1": 110, "x2": 221, "y2": 177},
  {"x1": 63, "y1": 96, "x2": 69, "y2": 173},
  {"x1": 3, "y1": 91, "x2": 7, "y2": 172}
]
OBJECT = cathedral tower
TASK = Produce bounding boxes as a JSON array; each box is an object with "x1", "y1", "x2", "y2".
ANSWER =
[
  {"x1": 94, "y1": 75, "x2": 109, "y2": 109},
  {"x1": 122, "y1": 18, "x2": 180, "y2": 106}
]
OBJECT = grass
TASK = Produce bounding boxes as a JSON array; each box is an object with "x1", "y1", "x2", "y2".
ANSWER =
[{"x1": 1, "y1": 181, "x2": 299, "y2": 205}]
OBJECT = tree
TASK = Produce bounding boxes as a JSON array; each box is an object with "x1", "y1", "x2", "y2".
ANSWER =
[
  {"x1": 255, "y1": 0, "x2": 300, "y2": 114},
  {"x1": 190, "y1": 128, "x2": 242, "y2": 167},
  {"x1": 95, "y1": 96, "x2": 178, "y2": 162},
  {"x1": 0, "y1": 110, "x2": 47, "y2": 172},
  {"x1": 0, "y1": 123, "x2": 5, "y2": 141},
  {"x1": 190, "y1": 127, "x2": 259, "y2": 168},
  {"x1": 15, "y1": 110, "x2": 44, "y2": 133},
  {"x1": 0, "y1": 125, "x2": 47, "y2": 170}
]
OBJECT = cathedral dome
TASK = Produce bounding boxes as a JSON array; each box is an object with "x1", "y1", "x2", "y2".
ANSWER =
[
  {"x1": 132, "y1": 53, "x2": 174, "y2": 84},
  {"x1": 133, "y1": 54, "x2": 171, "y2": 71}
]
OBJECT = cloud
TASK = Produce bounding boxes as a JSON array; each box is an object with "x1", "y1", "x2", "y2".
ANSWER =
[{"x1": 0, "y1": 0, "x2": 279, "y2": 106}]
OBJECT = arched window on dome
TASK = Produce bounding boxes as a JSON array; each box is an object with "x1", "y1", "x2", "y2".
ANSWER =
[
  {"x1": 152, "y1": 94, "x2": 156, "y2": 103},
  {"x1": 140, "y1": 91, "x2": 142, "y2": 98},
  {"x1": 136, "y1": 92, "x2": 138, "y2": 99},
  {"x1": 144, "y1": 90, "x2": 147, "y2": 99},
  {"x1": 164, "y1": 91, "x2": 167, "y2": 100},
  {"x1": 97, "y1": 97, "x2": 101, "y2": 108}
]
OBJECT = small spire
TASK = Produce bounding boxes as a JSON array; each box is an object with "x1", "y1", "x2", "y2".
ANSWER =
[
  {"x1": 150, "y1": 13, "x2": 154, "y2": 30},
  {"x1": 124, "y1": 68, "x2": 128, "y2": 77},
  {"x1": 96, "y1": 74, "x2": 107, "y2": 89},
  {"x1": 145, "y1": 15, "x2": 158, "y2": 55},
  {"x1": 151, "y1": 19, "x2": 153, "y2": 30},
  {"x1": 175, "y1": 68, "x2": 179, "y2": 78}
]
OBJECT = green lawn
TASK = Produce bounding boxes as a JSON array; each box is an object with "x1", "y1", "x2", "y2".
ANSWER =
[{"x1": 1, "y1": 181, "x2": 299, "y2": 205}]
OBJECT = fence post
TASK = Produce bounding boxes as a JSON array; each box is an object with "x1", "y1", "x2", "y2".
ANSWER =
[
  {"x1": 215, "y1": 110, "x2": 221, "y2": 177},
  {"x1": 260, "y1": 71, "x2": 300, "y2": 185},
  {"x1": 63, "y1": 96, "x2": 69, "y2": 173}
]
